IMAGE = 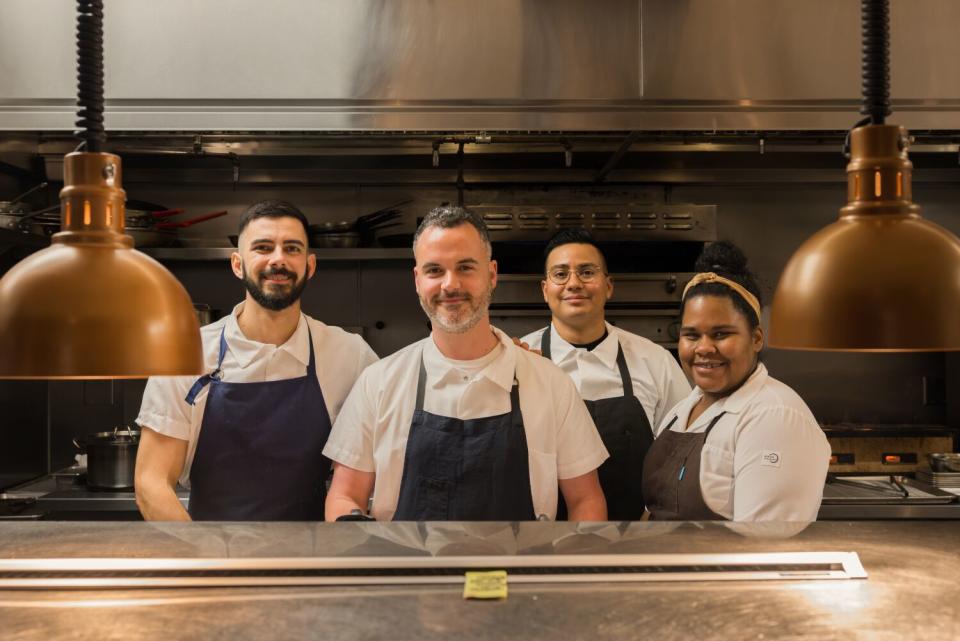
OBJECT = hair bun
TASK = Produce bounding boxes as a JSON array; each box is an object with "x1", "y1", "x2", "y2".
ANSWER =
[{"x1": 695, "y1": 240, "x2": 749, "y2": 275}]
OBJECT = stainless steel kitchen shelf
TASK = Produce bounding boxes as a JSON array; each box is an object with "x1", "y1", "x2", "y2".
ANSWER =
[{"x1": 142, "y1": 247, "x2": 414, "y2": 261}]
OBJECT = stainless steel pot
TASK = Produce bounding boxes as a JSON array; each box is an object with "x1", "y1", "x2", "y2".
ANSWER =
[
  {"x1": 194, "y1": 303, "x2": 217, "y2": 326},
  {"x1": 74, "y1": 428, "x2": 140, "y2": 490}
]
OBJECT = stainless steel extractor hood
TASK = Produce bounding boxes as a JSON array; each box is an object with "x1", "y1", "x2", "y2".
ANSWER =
[{"x1": 2, "y1": 0, "x2": 959, "y2": 133}]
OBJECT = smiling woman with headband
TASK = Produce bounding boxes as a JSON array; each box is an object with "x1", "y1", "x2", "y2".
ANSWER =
[{"x1": 641, "y1": 241, "x2": 831, "y2": 522}]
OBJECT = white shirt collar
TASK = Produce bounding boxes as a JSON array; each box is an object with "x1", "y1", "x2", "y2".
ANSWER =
[
  {"x1": 422, "y1": 326, "x2": 518, "y2": 393},
  {"x1": 675, "y1": 362, "x2": 770, "y2": 430},
  {"x1": 224, "y1": 301, "x2": 311, "y2": 369},
  {"x1": 548, "y1": 321, "x2": 620, "y2": 371}
]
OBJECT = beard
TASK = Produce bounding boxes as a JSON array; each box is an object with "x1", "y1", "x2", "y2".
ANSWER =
[
  {"x1": 419, "y1": 282, "x2": 494, "y2": 334},
  {"x1": 242, "y1": 263, "x2": 309, "y2": 312}
]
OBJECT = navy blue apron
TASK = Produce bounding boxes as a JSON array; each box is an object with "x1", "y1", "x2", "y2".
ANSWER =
[
  {"x1": 541, "y1": 328, "x2": 654, "y2": 520},
  {"x1": 392, "y1": 350, "x2": 537, "y2": 521},
  {"x1": 641, "y1": 412, "x2": 727, "y2": 521},
  {"x1": 184, "y1": 326, "x2": 331, "y2": 521}
]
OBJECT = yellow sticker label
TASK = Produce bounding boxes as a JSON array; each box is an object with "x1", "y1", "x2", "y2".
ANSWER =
[{"x1": 463, "y1": 570, "x2": 508, "y2": 600}]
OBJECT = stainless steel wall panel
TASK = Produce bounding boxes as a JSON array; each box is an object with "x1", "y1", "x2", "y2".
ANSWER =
[
  {"x1": 3, "y1": 0, "x2": 960, "y2": 131},
  {"x1": 641, "y1": 0, "x2": 960, "y2": 101}
]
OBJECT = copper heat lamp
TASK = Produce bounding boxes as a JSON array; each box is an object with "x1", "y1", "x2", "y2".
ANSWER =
[
  {"x1": 0, "y1": 0, "x2": 202, "y2": 378},
  {"x1": 768, "y1": 0, "x2": 960, "y2": 351}
]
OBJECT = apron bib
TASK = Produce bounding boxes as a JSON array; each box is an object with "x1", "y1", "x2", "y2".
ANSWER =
[
  {"x1": 641, "y1": 412, "x2": 727, "y2": 521},
  {"x1": 542, "y1": 328, "x2": 654, "y2": 520},
  {"x1": 392, "y1": 350, "x2": 537, "y2": 521},
  {"x1": 184, "y1": 327, "x2": 332, "y2": 521}
]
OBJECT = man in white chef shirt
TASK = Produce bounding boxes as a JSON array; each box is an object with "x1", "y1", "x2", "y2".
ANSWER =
[
  {"x1": 324, "y1": 205, "x2": 609, "y2": 521},
  {"x1": 134, "y1": 200, "x2": 378, "y2": 521},
  {"x1": 521, "y1": 228, "x2": 690, "y2": 520}
]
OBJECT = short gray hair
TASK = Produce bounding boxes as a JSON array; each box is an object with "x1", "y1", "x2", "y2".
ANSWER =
[{"x1": 412, "y1": 205, "x2": 492, "y2": 257}]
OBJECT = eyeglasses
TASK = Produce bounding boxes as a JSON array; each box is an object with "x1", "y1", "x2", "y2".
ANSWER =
[{"x1": 546, "y1": 264, "x2": 605, "y2": 286}]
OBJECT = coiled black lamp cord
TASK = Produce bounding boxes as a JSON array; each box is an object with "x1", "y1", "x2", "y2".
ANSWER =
[
  {"x1": 75, "y1": 0, "x2": 105, "y2": 152},
  {"x1": 859, "y1": 0, "x2": 890, "y2": 125}
]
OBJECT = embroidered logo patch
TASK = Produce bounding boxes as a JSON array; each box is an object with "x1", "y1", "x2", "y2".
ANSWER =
[{"x1": 761, "y1": 450, "x2": 782, "y2": 467}]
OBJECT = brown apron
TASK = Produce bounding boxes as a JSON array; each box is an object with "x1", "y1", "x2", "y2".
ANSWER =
[{"x1": 641, "y1": 412, "x2": 727, "y2": 521}]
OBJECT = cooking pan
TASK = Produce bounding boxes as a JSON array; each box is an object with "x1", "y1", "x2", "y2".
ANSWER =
[
  {"x1": 309, "y1": 214, "x2": 403, "y2": 247},
  {"x1": 0, "y1": 204, "x2": 61, "y2": 237},
  {"x1": 125, "y1": 209, "x2": 228, "y2": 248}
]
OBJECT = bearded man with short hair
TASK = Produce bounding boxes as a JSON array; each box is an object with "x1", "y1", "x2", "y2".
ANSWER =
[
  {"x1": 134, "y1": 200, "x2": 378, "y2": 521},
  {"x1": 323, "y1": 205, "x2": 609, "y2": 522}
]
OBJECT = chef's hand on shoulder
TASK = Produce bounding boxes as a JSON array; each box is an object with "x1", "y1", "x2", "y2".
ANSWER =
[{"x1": 511, "y1": 336, "x2": 542, "y2": 356}]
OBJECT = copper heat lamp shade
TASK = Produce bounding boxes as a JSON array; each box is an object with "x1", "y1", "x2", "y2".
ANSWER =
[
  {"x1": 0, "y1": 152, "x2": 203, "y2": 378},
  {"x1": 768, "y1": 125, "x2": 960, "y2": 351}
]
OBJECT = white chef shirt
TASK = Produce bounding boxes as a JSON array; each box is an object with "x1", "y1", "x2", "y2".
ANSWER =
[
  {"x1": 522, "y1": 322, "x2": 691, "y2": 430},
  {"x1": 136, "y1": 302, "x2": 379, "y2": 488},
  {"x1": 323, "y1": 326, "x2": 610, "y2": 521},
  {"x1": 655, "y1": 363, "x2": 831, "y2": 522}
]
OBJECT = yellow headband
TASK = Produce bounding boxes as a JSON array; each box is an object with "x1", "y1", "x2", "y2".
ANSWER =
[{"x1": 682, "y1": 272, "x2": 762, "y2": 322}]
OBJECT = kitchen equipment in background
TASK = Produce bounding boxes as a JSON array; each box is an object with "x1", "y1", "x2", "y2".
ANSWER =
[
  {"x1": 125, "y1": 209, "x2": 227, "y2": 248},
  {"x1": 824, "y1": 424, "x2": 958, "y2": 475},
  {"x1": 471, "y1": 203, "x2": 717, "y2": 242},
  {"x1": 73, "y1": 428, "x2": 140, "y2": 491},
  {"x1": 0, "y1": 184, "x2": 60, "y2": 237},
  {"x1": 0, "y1": 204, "x2": 61, "y2": 237},
  {"x1": 312, "y1": 231, "x2": 360, "y2": 248},
  {"x1": 822, "y1": 474, "x2": 957, "y2": 505},
  {"x1": 0, "y1": 495, "x2": 42, "y2": 520},
  {"x1": 0, "y1": 182, "x2": 48, "y2": 213},
  {"x1": 928, "y1": 453, "x2": 960, "y2": 473},
  {"x1": 193, "y1": 303, "x2": 219, "y2": 326},
  {"x1": 308, "y1": 200, "x2": 408, "y2": 248},
  {"x1": 916, "y1": 469, "x2": 960, "y2": 489}
]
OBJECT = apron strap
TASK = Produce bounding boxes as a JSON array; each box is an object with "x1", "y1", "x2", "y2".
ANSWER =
[
  {"x1": 304, "y1": 324, "x2": 317, "y2": 376},
  {"x1": 184, "y1": 323, "x2": 315, "y2": 406},
  {"x1": 702, "y1": 411, "x2": 726, "y2": 438},
  {"x1": 415, "y1": 352, "x2": 427, "y2": 412},
  {"x1": 414, "y1": 347, "x2": 521, "y2": 416},
  {"x1": 509, "y1": 373, "x2": 522, "y2": 426},
  {"x1": 185, "y1": 329, "x2": 228, "y2": 406},
  {"x1": 614, "y1": 341, "x2": 633, "y2": 397},
  {"x1": 661, "y1": 409, "x2": 725, "y2": 437},
  {"x1": 540, "y1": 327, "x2": 552, "y2": 359}
]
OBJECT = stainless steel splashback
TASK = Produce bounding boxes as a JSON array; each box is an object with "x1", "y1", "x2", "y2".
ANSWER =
[{"x1": 2, "y1": 0, "x2": 958, "y2": 131}]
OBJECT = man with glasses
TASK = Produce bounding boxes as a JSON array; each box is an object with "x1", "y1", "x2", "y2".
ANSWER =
[{"x1": 521, "y1": 228, "x2": 690, "y2": 520}]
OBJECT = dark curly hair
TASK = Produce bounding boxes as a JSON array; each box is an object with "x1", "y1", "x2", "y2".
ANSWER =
[{"x1": 682, "y1": 241, "x2": 763, "y2": 329}]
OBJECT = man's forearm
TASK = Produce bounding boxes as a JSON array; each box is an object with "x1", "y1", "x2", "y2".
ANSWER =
[
  {"x1": 324, "y1": 493, "x2": 366, "y2": 521},
  {"x1": 566, "y1": 494, "x2": 607, "y2": 521},
  {"x1": 136, "y1": 481, "x2": 191, "y2": 521}
]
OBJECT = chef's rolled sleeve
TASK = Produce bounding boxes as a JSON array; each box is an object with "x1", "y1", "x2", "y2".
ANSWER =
[{"x1": 323, "y1": 369, "x2": 377, "y2": 473}]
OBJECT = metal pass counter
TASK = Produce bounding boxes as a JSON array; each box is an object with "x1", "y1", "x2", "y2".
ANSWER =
[{"x1": 0, "y1": 520, "x2": 958, "y2": 640}]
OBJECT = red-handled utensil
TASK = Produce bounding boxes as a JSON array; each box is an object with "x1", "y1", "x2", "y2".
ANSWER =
[
  {"x1": 148, "y1": 209, "x2": 186, "y2": 220},
  {"x1": 156, "y1": 210, "x2": 228, "y2": 229}
]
